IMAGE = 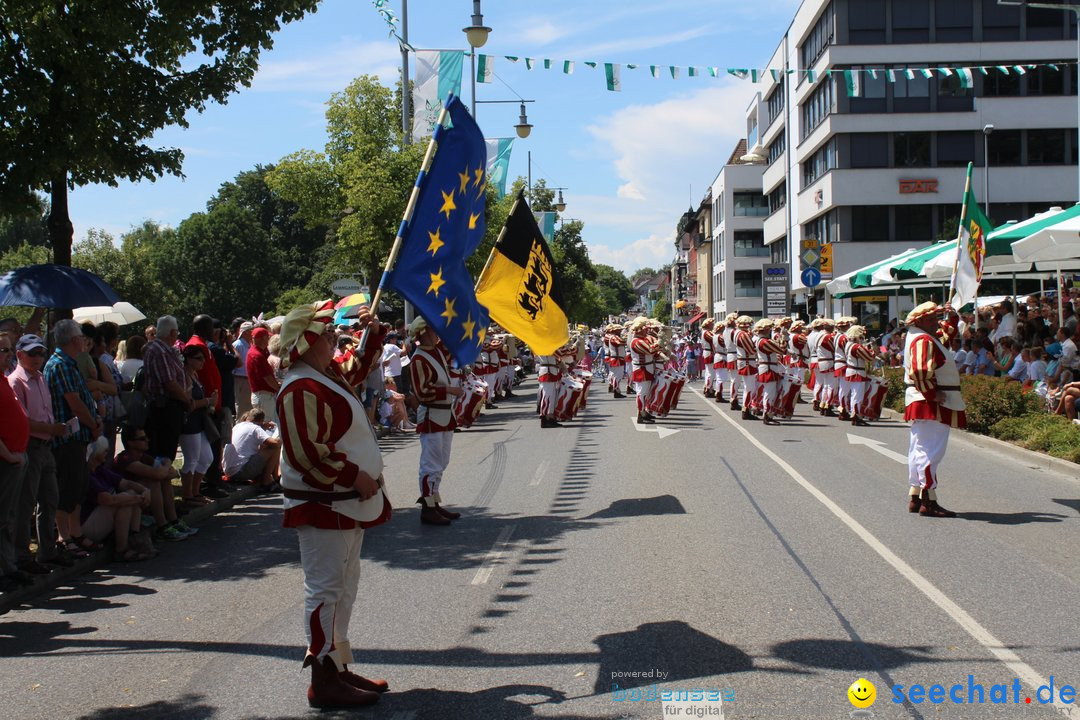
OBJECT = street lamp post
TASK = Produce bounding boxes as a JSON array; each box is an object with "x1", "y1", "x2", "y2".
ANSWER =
[
  {"x1": 475, "y1": 99, "x2": 534, "y2": 137},
  {"x1": 983, "y1": 123, "x2": 994, "y2": 219},
  {"x1": 462, "y1": 0, "x2": 491, "y2": 118}
]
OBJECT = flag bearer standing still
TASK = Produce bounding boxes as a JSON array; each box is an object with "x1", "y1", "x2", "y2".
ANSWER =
[
  {"x1": 904, "y1": 302, "x2": 963, "y2": 518},
  {"x1": 408, "y1": 317, "x2": 465, "y2": 526}
]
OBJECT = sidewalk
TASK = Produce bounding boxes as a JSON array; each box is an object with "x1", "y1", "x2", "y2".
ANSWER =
[{"x1": 0, "y1": 482, "x2": 264, "y2": 616}]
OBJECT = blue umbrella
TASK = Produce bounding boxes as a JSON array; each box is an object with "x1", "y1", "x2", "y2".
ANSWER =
[{"x1": 0, "y1": 264, "x2": 121, "y2": 308}]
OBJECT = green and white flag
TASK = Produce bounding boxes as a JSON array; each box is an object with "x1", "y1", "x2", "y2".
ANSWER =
[
  {"x1": 412, "y1": 50, "x2": 464, "y2": 142},
  {"x1": 563, "y1": 60, "x2": 574, "y2": 74},
  {"x1": 477, "y1": 53, "x2": 493, "y2": 83},
  {"x1": 950, "y1": 162, "x2": 993, "y2": 309},
  {"x1": 650, "y1": 65, "x2": 661, "y2": 78},
  {"x1": 525, "y1": 58, "x2": 535, "y2": 70},
  {"x1": 543, "y1": 58, "x2": 552, "y2": 69},
  {"x1": 958, "y1": 67, "x2": 974, "y2": 89},
  {"x1": 604, "y1": 62, "x2": 621, "y2": 91},
  {"x1": 533, "y1": 211, "x2": 557, "y2": 244},
  {"x1": 484, "y1": 138, "x2": 514, "y2": 198},
  {"x1": 843, "y1": 69, "x2": 859, "y2": 97}
]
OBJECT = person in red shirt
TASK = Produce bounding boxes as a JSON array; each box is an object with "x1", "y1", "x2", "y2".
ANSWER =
[
  {"x1": 0, "y1": 334, "x2": 31, "y2": 591},
  {"x1": 246, "y1": 327, "x2": 279, "y2": 423},
  {"x1": 276, "y1": 300, "x2": 390, "y2": 709},
  {"x1": 186, "y1": 314, "x2": 226, "y2": 496}
]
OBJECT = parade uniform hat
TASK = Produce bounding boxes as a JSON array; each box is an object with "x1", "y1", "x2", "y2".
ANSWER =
[
  {"x1": 846, "y1": 324, "x2": 867, "y2": 340},
  {"x1": 754, "y1": 318, "x2": 775, "y2": 333},
  {"x1": 777, "y1": 316, "x2": 793, "y2": 327},
  {"x1": 735, "y1": 315, "x2": 754, "y2": 328},
  {"x1": 700, "y1": 317, "x2": 715, "y2": 329},
  {"x1": 408, "y1": 315, "x2": 429, "y2": 339},
  {"x1": 835, "y1": 316, "x2": 853, "y2": 328},
  {"x1": 906, "y1": 301, "x2": 944, "y2": 325},
  {"x1": 790, "y1": 319, "x2": 806, "y2": 331},
  {"x1": 627, "y1": 317, "x2": 651, "y2": 334},
  {"x1": 819, "y1": 317, "x2": 836, "y2": 328},
  {"x1": 279, "y1": 299, "x2": 336, "y2": 368},
  {"x1": 725, "y1": 312, "x2": 739, "y2": 325}
]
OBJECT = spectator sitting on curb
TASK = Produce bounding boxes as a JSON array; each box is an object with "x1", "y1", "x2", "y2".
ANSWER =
[
  {"x1": 222, "y1": 409, "x2": 281, "y2": 492},
  {"x1": 83, "y1": 438, "x2": 154, "y2": 562},
  {"x1": 113, "y1": 425, "x2": 196, "y2": 542}
]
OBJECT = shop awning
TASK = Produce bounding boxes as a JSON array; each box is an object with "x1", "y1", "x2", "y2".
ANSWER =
[{"x1": 686, "y1": 311, "x2": 707, "y2": 325}]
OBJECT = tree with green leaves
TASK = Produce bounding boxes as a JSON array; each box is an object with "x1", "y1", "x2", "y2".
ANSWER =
[
  {"x1": 0, "y1": 0, "x2": 318, "y2": 266},
  {"x1": 593, "y1": 264, "x2": 636, "y2": 317}
]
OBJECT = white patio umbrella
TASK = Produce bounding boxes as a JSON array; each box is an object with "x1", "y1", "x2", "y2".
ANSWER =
[
  {"x1": 1012, "y1": 214, "x2": 1080, "y2": 326},
  {"x1": 72, "y1": 301, "x2": 146, "y2": 326}
]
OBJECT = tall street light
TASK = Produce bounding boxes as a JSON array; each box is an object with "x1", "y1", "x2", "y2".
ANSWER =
[
  {"x1": 983, "y1": 123, "x2": 994, "y2": 219},
  {"x1": 463, "y1": 0, "x2": 491, "y2": 118},
  {"x1": 475, "y1": 98, "x2": 535, "y2": 137}
]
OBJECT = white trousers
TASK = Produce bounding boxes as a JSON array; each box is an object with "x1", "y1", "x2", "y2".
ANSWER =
[
  {"x1": 297, "y1": 525, "x2": 364, "y2": 668},
  {"x1": 252, "y1": 390, "x2": 278, "y2": 423},
  {"x1": 609, "y1": 363, "x2": 625, "y2": 390},
  {"x1": 741, "y1": 375, "x2": 759, "y2": 410},
  {"x1": 817, "y1": 374, "x2": 837, "y2": 408},
  {"x1": 836, "y1": 376, "x2": 851, "y2": 412},
  {"x1": 418, "y1": 431, "x2": 453, "y2": 505},
  {"x1": 909, "y1": 420, "x2": 950, "y2": 492},
  {"x1": 715, "y1": 365, "x2": 729, "y2": 390},
  {"x1": 848, "y1": 379, "x2": 867, "y2": 417},
  {"x1": 538, "y1": 380, "x2": 559, "y2": 416},
  {"x1": 179, "y1": 431, "x2": 212, "y2": 474},
  {"x1": 703, "y1": 364, "x2": 713, "y2": 391},
  {"x1": 634, "y1": 379, "x2": 653, "y2": 413},
  {"x1": 758, "y1": 379, "x2": 778, "y2": 415},
  {"x1": 729, "y1": 370, "x2": 743, "y2": 400}
]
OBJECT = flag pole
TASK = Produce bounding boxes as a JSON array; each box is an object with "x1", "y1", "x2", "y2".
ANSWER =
[
  {"x1": 947, "y1": 162, "x2": 974, "y2": 308},
  {"x1": 356, "y1": 96, "x2": 454, "y2": 355}
]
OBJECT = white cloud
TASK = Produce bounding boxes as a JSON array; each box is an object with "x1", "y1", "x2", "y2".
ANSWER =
[
  {"x1": 251, "y1": 41, "x2": 400, "y2": 93},
  {"x1": 575, "y1": 81, "x2": 759, "y2": 274},
  {"x1": 561, "y1": 26, "x2": 714, "y2": 60}
]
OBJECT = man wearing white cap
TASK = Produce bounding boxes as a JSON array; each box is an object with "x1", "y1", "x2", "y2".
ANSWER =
[
  {"x1": 733, "y1": 316, "x2": 758, "y2": 419},
  {"x1": 274, "y1": 299, "x2": 391, "y2": 709},
  {"x1": 844, "y1": 325, "x2": 876, "y2": 426},
  {"x1": 231, "y1": 319, "x2": 254, "y2": 417},
  {"x1": 628, "y1": 317, "x2": 660, "y2": 424},
  {"x1": 815, "y1": 318, "x2": 838, "y2": 416},
  {"x1": 832, "y1": 317, "x2": 854, "y2": 420},
  {"x1": 904, "y1": 302, "x2": 963, "y2": 518},
  {"x1": 408, "y1": 316, "x2": 465, "y2": 524},
  {"x1": 700, "y1": 318, "x2": 716, "y2": 397},
  {"x1": 753, "y1": 319, "x2": 784, "y2": 425},
  {"x1": 604, "y1": 324, "x2": 627, "y2": 398}
]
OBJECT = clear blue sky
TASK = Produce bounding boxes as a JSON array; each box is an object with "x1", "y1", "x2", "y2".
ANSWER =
[{"x1": 68, "y1": 0, "x2": 801, "y2": 274}]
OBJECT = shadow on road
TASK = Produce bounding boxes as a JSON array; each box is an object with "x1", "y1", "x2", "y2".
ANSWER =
[
  {"x1": 958, "y1": 510, "x2": 1068, "y2": 525},
  {"x1": 76, "y1": 694, "x2": 214, "y2": 720},
  {"x1": 584, "y1": 495, "x2": 687, "y2": 519}
]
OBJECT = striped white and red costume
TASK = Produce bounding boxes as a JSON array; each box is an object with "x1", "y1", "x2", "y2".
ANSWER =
[
  {"x1": 816, "y1": 331, "x2": 837, "y2": 409},
  {"x1": 806, "y1": 325, "x2": 823, "y2": 396},
  {"x1": 701, "y1": 328, "x2": 715, "y2": 393},
  {"x1": 755, "y1": 334, "x2": 784, "y2": 415},
  {"x1": 410, "y1": 340, "x2": 457, "y2": 507},
  {"x1": 277, "y1": 319, "x2": 390, "y2": 671},
  {"x1": 536, "y1": 351, "x2": 563, "y2": 418},
  {"x1": 712, "y1": 329, "x2": 728, "y2": 397},
  {"x1": 905, "y1": 324, "x2": 966, "y2": 495},
  {"x1": 606, "y1": 332, "x2": 626, "y2": 392},
  {"x1": 833, "y1": 331, "x2": 850, "y2": 413},
  {"x1": 735, "y1": 328, "x2": 758, "y2": 410},
  {"x1": 630, "y1": 333, "x2": 660, "y2": 414},
  {"x1": 724, "y1": 323, "x2": 740, "y2": 400},
  {"x1": 845, "y1": 341, "x2": 875, "y2": 418}
]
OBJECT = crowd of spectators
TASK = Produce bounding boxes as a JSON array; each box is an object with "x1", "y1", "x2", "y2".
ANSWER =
[{"x1": 0, "y1": 308, "x2": 435, "y2": 593}]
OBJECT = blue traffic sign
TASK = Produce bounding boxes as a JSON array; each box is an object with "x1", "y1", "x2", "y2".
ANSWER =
[{"x1": 801, "y1": 267, "x2": 822, "y2": 288}]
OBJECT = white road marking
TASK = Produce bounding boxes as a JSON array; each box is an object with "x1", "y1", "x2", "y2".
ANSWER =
[
  {"x1": 692, "y1": 387, "x2": 1075, "y2": 717},
  {"x1": 846, "y1": 432, "x2": 908, "y2": 464},
  {"x1": 470, "y1": 526, "x2": 515, "y2": 585},
  {"x1": 629, "y1": 416, "x2": 680, "y2": 438},
  {"x1": 530, "y1": 459, "x2": 550, "y2": 486}
]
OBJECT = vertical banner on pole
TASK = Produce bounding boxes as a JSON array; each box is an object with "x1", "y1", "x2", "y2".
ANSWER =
[
  {"x1": 484, "y1": 138, "x2": 515, "y2": 198},
  {"x1": 412, "y1": 50, "x2": 464, "y2": 141}
]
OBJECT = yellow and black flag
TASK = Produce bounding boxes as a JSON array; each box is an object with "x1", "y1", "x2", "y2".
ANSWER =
[{"x1": 476, "y1": 194, "x2": 569, "y2": 354}]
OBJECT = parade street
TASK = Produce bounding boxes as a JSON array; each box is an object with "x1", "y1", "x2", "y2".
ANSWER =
[{"x1": 5, "y1": 379, "x2": 1080, "y2": 720}]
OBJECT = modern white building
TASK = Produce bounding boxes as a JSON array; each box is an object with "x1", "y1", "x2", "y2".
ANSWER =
[
  {"x1": 710, "y1": 140, "x2": 769, "y2": 319},
  {"x1": 755, "y1": 0, "x2": 1080, "y2": 327}
]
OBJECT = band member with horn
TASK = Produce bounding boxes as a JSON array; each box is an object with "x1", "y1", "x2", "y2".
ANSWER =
[
  {"x1": 701, "y1": 318, "x2": 716, "y2": 397},
  {"x1": 754, "y1": 318, "x2": 784, "y2": 425},
  {"x1": 408, "y1": 317, "x2": 466, "y2": 526},
  {"x1": 815, "y1": 318, "x2": 838, "y2": 416},
  {"x1": 904, "y1": 302, "x2": 964, "y2": 518},
  {"x1": 722, "y1": 314, "x2": 740, "y2": 410},
  {"x1": 832, "y1": 316, "x2": 854, "y2": 420},
  {"x1": 733, "y1": 316, "x2": 758, "y2": 419},
  {"x1": 844, "y1": 325, "x2": 876, "y2": 426},
  {"x1": 629, "y1": 317, "x2": 660, "y2": 424},
  {"x1": 605, "y1": 324, "x2": 627, "y2": 398},
  {"x1": 275, "y1": 300, "x2": 391, "y2": 709}
]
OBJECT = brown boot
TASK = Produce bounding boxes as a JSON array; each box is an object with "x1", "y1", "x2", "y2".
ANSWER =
[
  {"x1": 907, "y1": 495, "x2": 922, "y2": 513},
  {"x1": 435, "y1": 503, "x2": 461, "y2": 520},
  {"x1": 613, "y1": 391, "x2": 625, "y2": 398},
  {"x1": 420, "y1": 505, "x2": 451, "y2": 525},
  {"x1": 919, "y1": 500, "x2": 957, "y2": 518},
  {"x1": 305, "y1": 655, "x2": 379, "y2": 708},
  {"x1": 340, "y1": 664, "x2": 389, "y2": 694}
]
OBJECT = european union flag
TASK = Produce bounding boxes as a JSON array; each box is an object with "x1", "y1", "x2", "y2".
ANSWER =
[{"x1": 388, "y1": 95, "x2": 490, "y2": 367}]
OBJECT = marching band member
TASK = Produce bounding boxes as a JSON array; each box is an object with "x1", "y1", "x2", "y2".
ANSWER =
[
  {"x1": 904, "y1": 302, "x2": 964, "y2": 518},
  {"x1": 722, "y1": 314, "x2": 740, "y2": 410},
  {"x1": 789, "y1": 320, "x2": 810, "y2": 372},
  {"x1": 815, "y1": 318, "x2": 838, "y2": 416},
  {"x1": 845, "y1": 325, "x2": 876, "y2": 426},
  {"x1": 408, "y1": 317, "x2": 466, "y2": 526},
  {"x1": 701, "y1": 318, "x2": 716, "y2": 397},
  {"x1": 536, "y1": 345, "x2": 563, "y2": 428},
  {"x1": 629, "y1": 317, "x2": 660, "y2": 424},
  {"x1": 754, "y1": 318, "x2": 784, "y2": 425},
  {"x1": 712, "y1": 320, "x2": 728, "y2": 403},
  {"x1": 806, "y1": 319, "x2": 824, "y2": 410},
  {"x1": 734, "y1": 316, "x2": 758, "y2": 420},
  {"x1": 502, "y1": 334, "x2": 518, "y2": 398},
  {"x1": 832, "y1": 317, "x2": 854, "y2": 419},
  {"x1": 605, "y1": 324, "x2": 627, "y2": 398}
]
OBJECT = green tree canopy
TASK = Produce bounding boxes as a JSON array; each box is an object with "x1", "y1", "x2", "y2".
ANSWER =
[
  {"x1": 593, "y1": 264, "x2": 636, "y2": 316},
  {"x1": 0, "y1": 0, "x2": 318, "y2": 265}
]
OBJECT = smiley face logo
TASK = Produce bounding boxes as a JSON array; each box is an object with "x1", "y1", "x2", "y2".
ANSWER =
[{"x1": 848, "y1": 678, "x2": 876, "y2": 708}]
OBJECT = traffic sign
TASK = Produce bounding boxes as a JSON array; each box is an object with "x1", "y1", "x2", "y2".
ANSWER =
[
  {"x1": 820, "y1": 243, "x2": 833, "y2": 274},
  {"x1": 331, "y1": 277, "x2": 363, "y2": 297},
  {"x1": 801, "y1": 267, "x2": 822, "y2": 288}
]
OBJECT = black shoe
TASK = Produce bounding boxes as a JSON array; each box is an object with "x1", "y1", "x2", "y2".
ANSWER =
[
  {"x1": 17, "y1": 561, "x2": 52, "y2": 576},
  {"x1": 44, "y1": 553, "x2": 74, "y2": 568},
  {"x1": 503, "y1": 390, "x2": 514, "y2": 398},
  {"x1": 613, "y1": 391, "x2": 625, "y2": 398},
  {"x1": 201, "y1": 487, "x2": 229, "y2": 499},
  {"x1": 484, "y1": 403, "x2": 499, "y2": 410},
  {"x1": 9, "y1": 570, "x2": 34, "y2": 587}
]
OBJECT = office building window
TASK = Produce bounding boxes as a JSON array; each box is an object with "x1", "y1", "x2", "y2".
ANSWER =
[
  {"x1": 982, "y1": 0, "x2": 1020, "y2": 41},
  {"x1": 716, "y1": 273, "x2": 724, "y2": 301},
  {"x1": 734, "y1": 231, "x2": 770, "y2": 258},
  {"x1": 767, "y1": 183, "x2": 787, "y2": 214},
  {"x1": 801, "y1": 76, "x2": 835, "y2": 139},
  {"x1": 800, "y1": 3, "x2": 834, "y2": 74},
  {"x1": 802, "y1": 140, "x2": 836, "y2": 187},
  {"x1": 896, "y1": 205, "x2": 934, "y2": 242},
  {"x1": 714, "y1": 231, "x2": 725, "y2": 265},
  {"x1": 1028, "y1": 129, "x2": 1068, "y2": 165},
  {"x1": 767, "y1": 80, "x2": 785, "y2": 126},
  {"x1": 768, "y1": 134, "x2": 786, "y2": 166},
  {"x1": 849, "y1": 66, "x2": 886, "y2": 113},
  {"x1": 733, "y1": 192, "x2": 769, "y2": 217},
  {"x1": 936, "y1": 0, "x2": 973, "y2": 42},
  {"x1": 1028, "y1": 65, "x2": 1065, "y2": 96},
  {"x1": 938, "y1": 73, "x2": 974, "y2": 112},
  {"x1": 851, "y1": 206, "x2": 889, "y2": 242},
  {"x1": 988, "y1": 129, "x2": 1021, "y2": 165},
  {"x1": 1072, "y1": 129, "x2": 1078, "y2": 165},
  {"x1": 982, "y1": 67, "x2": 1021, "y2": 97},
  {"x1": 850, "y1": 133, "x2": 889, "y2": 168},
  {"x1": 771, "y1": 240, "x2": 788, "y2": 265},
  {"x1": 734, "y1": 270, "x2": 763, "y2": 298},
  {"x1": 937, "y1": 131, "x2": 976, "y2": 167},
  {"x1": 893, "y1": 0, "x2": 930, "y2": 43},
  {"x1": 802, "y1": 211, "x2": 835, "y2": 246},
  {"x1": 894, "y1": 132, "x2": 931, "y2": 168},
  {"x1": 1027, "y1": 7, "x2": 1066, "y2": 41},
  {"x1": 893, "y1": 68, "x2": 931, "y2": 112},
  {"x1": 849, "y1": 0, "x2": 885, "y2": 43},
  {"x1": 713, "y1": 196, "x2": 723, "y2": 227}
]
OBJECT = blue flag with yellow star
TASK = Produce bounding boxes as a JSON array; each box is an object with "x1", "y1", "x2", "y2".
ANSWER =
[{"x1": 388, "y1": 95, "x2": 490, "y2": 367}]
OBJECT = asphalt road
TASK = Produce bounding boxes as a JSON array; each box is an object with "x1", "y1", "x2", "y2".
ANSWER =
[{"x1": 4, "y1": 377, "x2": 1080, "y2": 720}]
